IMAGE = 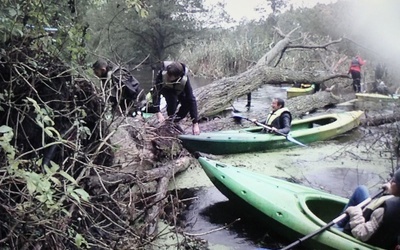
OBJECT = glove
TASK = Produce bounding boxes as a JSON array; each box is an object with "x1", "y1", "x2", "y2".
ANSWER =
[
  {"x1": 346, "y1": 206, "x2": 362, "y2": 216},
  {"x1": 346, "y1": 206, "x2": 364, "y2": 228}
]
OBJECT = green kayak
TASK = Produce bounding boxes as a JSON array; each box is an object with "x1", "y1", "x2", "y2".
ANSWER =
[
  {"x1": 356, "y1": 93, "x2": 400, "y2": 102},
  {"x1": 198, "y1": 157, "x2": 384, "y2": 250},
  {"x1": 287, "y1": 84, "x2": 315, "y2": 99},
  {"x1": 179, "y1": 111, "x2": 363, "y2": 155}
]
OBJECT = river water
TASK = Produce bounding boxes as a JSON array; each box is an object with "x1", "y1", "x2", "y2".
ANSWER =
[{"x1": 134, "y1": 68, "x2": 395, "y2": 249}]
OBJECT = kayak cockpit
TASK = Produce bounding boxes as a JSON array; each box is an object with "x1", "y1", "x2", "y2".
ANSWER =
[
  {"x1": 299, "y1": 194, "x2": 347, "y2": 225},
  {"x1": 292, "y1": 117, "x2": 338, "y2": 131}
]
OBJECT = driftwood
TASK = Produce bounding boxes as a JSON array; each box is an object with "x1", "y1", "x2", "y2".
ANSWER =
[{"x1": 88, "y1": 153, "x2": 192, "y2": 191}]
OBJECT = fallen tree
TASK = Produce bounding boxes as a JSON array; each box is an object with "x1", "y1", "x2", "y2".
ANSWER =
[{"x1": 194, "y1": 27, "x2": 350, "y2": 119}]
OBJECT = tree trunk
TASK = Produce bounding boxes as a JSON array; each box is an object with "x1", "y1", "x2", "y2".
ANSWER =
[
  {"x1": 194, "y1": 66, "x2": 348, "y2": 118},
  {"x1": 363, "y1": 111, "x2": 400, "y2": 126}
]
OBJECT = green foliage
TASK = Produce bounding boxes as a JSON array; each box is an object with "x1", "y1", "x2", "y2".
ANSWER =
[
  {"x1": 0, "y1": 124, "x2": 91, "y2": 248},
  {"x1": 0, "y1": 3, "x2": 23, "y2": 42},
  {"x1": 0, "y1": 125, "x2": 16, "y2": 161},
  {"x1": 0, "y1": 0, "x2": 145, "y2": 248},
  {"x1": 1, "y1": 122, "x2": 90, "y2": 209},
  {"x1": 73, "y1": 230, "x2": 89, "y2": 248},
  {"x1": 1, "y1": 125, "x2": 90, "y2": 208},
  {"x1": 25, "y1": 97, "x2": 61, "y2": 146},
  {"x1": 0, "y1": 0, "x2": 94, "y2": 66}
]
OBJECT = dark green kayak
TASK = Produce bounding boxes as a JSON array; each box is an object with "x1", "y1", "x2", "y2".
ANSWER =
[
  {"x1": 198, "y1": 157, "x2": 384, "y2": 250},
  {"x1": 179, "y1": 111, "x2": 363, "y2": 155}
]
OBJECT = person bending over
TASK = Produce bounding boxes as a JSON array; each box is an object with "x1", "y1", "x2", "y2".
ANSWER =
[{"x1": 152, "y1": 61, "x2": 200, "y2": 135}]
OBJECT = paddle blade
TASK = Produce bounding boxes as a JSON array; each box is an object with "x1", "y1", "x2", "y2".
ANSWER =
[
  {"x1": 286, "y1": 134, "x2": 307, "y2": 147},
  {"x1": 232, "y1": 112, "x2": 245, "y2": 124}
]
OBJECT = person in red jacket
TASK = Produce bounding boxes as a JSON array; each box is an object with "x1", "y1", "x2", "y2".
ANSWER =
[{"x1": 348, "y1": 55, "x2": 366, "y2": 93}]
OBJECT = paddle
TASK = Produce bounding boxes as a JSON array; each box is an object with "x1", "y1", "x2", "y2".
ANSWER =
[
  {"x1": 232, "y1": 113, "x2": 307, "y2": 147},
  {"x1": 279, "y1": 189, "x2": 385, "y2": 250}
]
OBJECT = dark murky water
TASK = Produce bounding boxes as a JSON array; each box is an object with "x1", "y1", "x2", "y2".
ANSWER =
[
  {"x1": 178, "y1": 187, "x2": 286, "y2": 250},
  {"x1": 135, "y1": 68, "x2": 393, "y2": 249}
]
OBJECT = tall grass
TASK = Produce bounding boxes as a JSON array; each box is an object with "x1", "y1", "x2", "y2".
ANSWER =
[{"x1": 179, "y1": 23, "x2": 272, "y2": 79}]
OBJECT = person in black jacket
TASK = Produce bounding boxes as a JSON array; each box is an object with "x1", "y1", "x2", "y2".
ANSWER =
[
  {"x1": 152, "y1": 61, "x2": 200, "y2": 135},
  {"x1": 92, "y1": 58, "x2": 144, "y2": 115},
  {"x1": 253, "y1": 98, "x2": 291, "y2": 134},
  {"x1": 375, "y1": 62, "x2": 386, "y2": 82}
]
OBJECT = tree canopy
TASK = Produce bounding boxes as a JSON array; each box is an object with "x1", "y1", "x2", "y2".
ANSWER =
[{"x1": 86, "y1": 0, "x2": 207, "y2": 63}]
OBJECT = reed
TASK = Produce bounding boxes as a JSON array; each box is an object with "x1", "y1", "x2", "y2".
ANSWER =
[{"x1": 180, "y1": 24, "x2": 272, "y2": 78}]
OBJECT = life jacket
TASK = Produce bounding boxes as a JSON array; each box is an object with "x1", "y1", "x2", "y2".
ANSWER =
[
  {"x1": 266, "y1": 107, "x2": 291, "y2": 129},
  {"x1": 362, "y1": 196, "x2": 400, "y2": 249},
  {"x1": 160, "y1": 61, "x2": 188, "y2": 94}
]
